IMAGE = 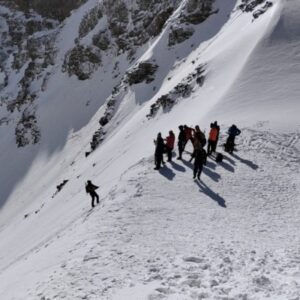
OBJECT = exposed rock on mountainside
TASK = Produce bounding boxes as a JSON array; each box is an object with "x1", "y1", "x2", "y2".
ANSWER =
[
  {"x1": 78, "y1": 4, "x2": 102, "y2": 39},
  {"x1": 0, "y1": 6, "x2": 58, "y2": 146},
  {"x1": 126, "y1": 62, "x2": 159, "y2": 86},
  {"x1": 181, "y1": 0, "x2": 217, "y2": 24},
  {"x1": 0, "y1": 0, "x2": 87, "y2": 21},
  {"x1": 15, "y1": 109, "x2": 40, "y2": 147},
  {"x1": 147, "y1": 65, "x2": 206, "y2": 118},
  {"x1": 62, "y1": 45, "x2": 101, "y2": 80},
  {"x1": 168, "y1": 26, "x2": 195, "y2": 46},
  {"x1": 239, "y1": 0, "x2": 273, "y2": 19}
]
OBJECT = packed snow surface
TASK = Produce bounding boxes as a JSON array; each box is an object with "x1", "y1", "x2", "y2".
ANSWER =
[{"x1": 0, "y1": 0, "x2": 300, "y2": 299}]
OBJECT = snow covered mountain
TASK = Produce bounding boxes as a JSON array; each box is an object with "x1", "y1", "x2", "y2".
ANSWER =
[{"x1": 0, "y1": 0, "x2": 299, "y2": 299}]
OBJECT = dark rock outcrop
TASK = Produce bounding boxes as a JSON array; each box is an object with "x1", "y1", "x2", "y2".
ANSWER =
[
  {"x1": 126, "y1": 62, "x2": 158, "y2": 86},
  {"x1": 62, "y1": 45, "x2": 101, "y2": 80},
  {"x1": 147, "y1": 65, "x2": 206, "y2": 118}
]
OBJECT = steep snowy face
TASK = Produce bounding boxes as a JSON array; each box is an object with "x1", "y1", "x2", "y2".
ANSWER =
[{"x1": 204, "y1": 0, "x2": 300, "y2": 126}]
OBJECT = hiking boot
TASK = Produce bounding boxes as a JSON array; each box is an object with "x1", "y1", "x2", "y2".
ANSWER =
[{"x1": 154, "y1": 167, "x2": 159, "y2": 170}]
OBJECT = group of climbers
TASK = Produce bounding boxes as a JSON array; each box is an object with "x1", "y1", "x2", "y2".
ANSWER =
[
  {"x1": 85, "y1": 123, "x2": 240, "y2": 208},
  {"x1": 153, "y1": 122, "x2": 241, "y2": 180}
]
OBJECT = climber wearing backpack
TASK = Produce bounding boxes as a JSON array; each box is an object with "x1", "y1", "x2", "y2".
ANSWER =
[
  {"x1": 207, "y1": 122, "x2": 219, "y2": 155},
  {"x1": 165, "y1": 130, "x2": 175, "y2": 162},
  {"x1": 193, "y1": 125, "x2": 206, "y2": 149},
  {"x1": 85, "y1": 180, "x2": 99, "y2": 208},
  {"x1": 177, "y1": 125, "x2": 186, "y2": 160},
  {"x1": 190, "y1": 125, "x2": 206, "y2": 162},
  {"x1": 193, "y1": 148, "x2": 207, "y2": 180},
  {"x1": 183, "y1": 125, "x2": 194, "y2": 148},
  {"x1": 225, "y1": 124, "x2": 241, "y2": 154},
  {"x1": 154, "y1": 132, "x2": 165, "y2": 170}
]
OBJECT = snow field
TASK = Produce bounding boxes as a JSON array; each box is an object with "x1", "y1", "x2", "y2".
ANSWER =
[{"x1": 1, "y1": 127, "x2": 299, "y2": 299}]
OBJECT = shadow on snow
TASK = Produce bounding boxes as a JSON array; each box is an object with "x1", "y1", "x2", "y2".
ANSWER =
[
  {"x1": 195, "y1": 180, "x2": 226, "y2": 208},
  {"x1": 181, "y1": 159, "x2": 221, "y2": 182},
  {"x1": 232, "y1": 153, "x2": 259, "y2": 170},
  {"x1": 158, "y1": 165, "x2": 176, "y2": 181}
]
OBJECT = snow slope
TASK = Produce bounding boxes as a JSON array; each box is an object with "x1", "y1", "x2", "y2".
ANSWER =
[{"x1": 0, "y1": 0, "x2": 300, "y2": 299}]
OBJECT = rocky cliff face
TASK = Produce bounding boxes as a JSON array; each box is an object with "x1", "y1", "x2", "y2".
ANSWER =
[
  {"x1": 0, "y1": 5, "x2": 58, "y2": 146},
  {"x1": 0, "y1": 0, "x2": 87, "y2": 21},
  {"x1": 0, "y1": 0, "x2": 216, "y2": 148}
]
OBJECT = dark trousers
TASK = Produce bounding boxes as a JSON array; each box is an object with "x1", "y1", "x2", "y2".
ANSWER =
[
  {"x1": 207, "y1": 140, "x2": 217, "y2": 155},
  {"x1": 178, "y1": 142, "x2": 185, "y2": 159},
  {"x1": 90, "y1": 191, "x2": 99, "y2": 207},
  {"x1": 225, "y1": 136, "x2": 235, "y2": 153},
  {"x1": 155, "y1": 153, "x2": 163, "y2": 169},
  {"x1": 166, "y1": 147, "x2": 172, "y2": 161},
  {"x1": 183, "y1": 137, "x2": 194, "y2": 150},
  {"x1": 193, "y1": 161, "x2": 203, "y2": 179}
]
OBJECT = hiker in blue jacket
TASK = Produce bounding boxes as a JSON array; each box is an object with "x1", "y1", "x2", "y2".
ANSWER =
[{"x1": 225, "y1": 124, "x2": 241, "y2": 154}]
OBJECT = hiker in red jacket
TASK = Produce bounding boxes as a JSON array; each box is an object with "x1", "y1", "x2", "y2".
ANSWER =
[
  {"x1": 165, "y1": 130, "x2": 175, "y2": 162},
  {"x1": 213, "y1": 121, "x2": 220, "y2": 148}
]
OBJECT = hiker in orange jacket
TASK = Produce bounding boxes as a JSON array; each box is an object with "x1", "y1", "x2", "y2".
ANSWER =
[{"x1": 207, "y1": 123, "x2": 219, "y2": 155}]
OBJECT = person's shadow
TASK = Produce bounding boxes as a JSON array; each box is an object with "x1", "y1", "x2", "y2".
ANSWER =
[
  {"x1": 202, "y1": 167, "x2": 221, "y2": 182},
  {"x1": 232, "y1": 153, "x2": 259, "y2": 170},
  {"x1": 170, "y1": 160, "x2": 186, "y2": 172},
  {"x1": 222, "y1": 154, "x2": 236, "y2": 166},
  {"x1": 158, "y1": 165, "x2": 176, "y2": 180},
  {"x1": 195, "y1": 180, "x2": 226, "y2": 208},
  {"x1": 206, "y1": 160, "x2": 217, "y2": 170},
  {"x1": 182, "y1": 160, "x2": 221, "y2": 182},
  {"x1": 218, "y1": 161, "x2": 235, "y2": 173}
]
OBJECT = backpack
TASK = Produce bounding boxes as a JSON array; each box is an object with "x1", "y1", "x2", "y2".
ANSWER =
[
  {"x1": 215, "y1": 153, "x2": 223, "y2": 163},
  {"x1": 200, "y1": 132, "x2": 206, "y2": 147}
]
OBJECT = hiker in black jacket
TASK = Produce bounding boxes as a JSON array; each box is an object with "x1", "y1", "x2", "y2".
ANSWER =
[
  {"x1": 177, "y1": 125, "x2": 186, "y2": 160},
  {"x1": 225, "y1": 124, "x2": 241, "y2": 154},
  {"x1": 154, "y1": 132, "x2": 165, "y2": 170},
  {"x1": 193, "y1": 148, "x2": 207, "y2": 180},
  {"x1": 85, "y1": 180, "x2": 99, "y2": 208}
]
